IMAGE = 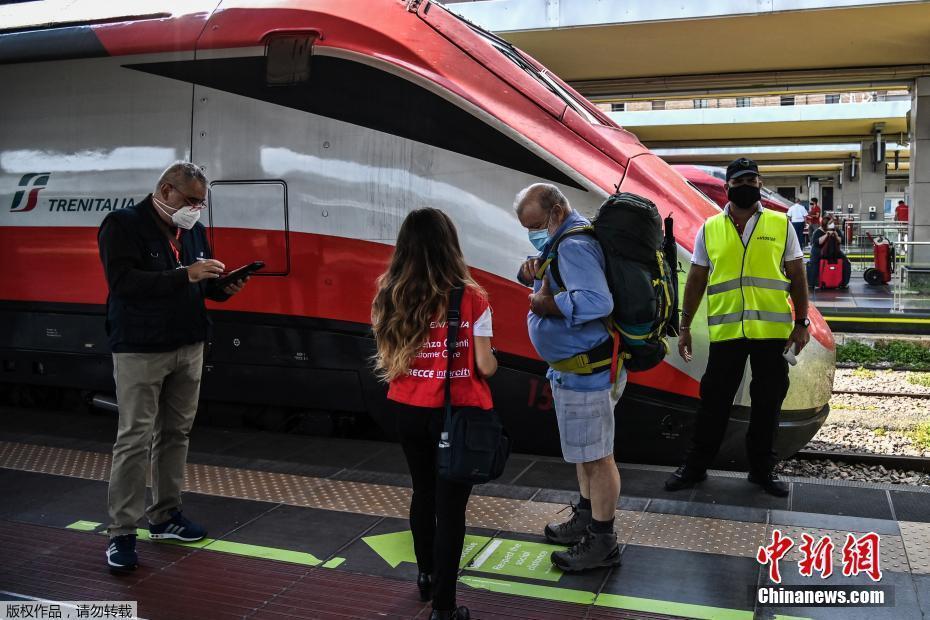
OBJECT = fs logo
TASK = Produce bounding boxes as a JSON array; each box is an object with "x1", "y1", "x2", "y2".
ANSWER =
[{"x1": 10, "y1": 172, "x2": 51, "y2": 212}]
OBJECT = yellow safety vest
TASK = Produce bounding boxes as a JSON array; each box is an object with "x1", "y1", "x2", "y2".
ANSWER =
[{"x1": 704, "y1": 209, "x2": 793, "y2": 342}]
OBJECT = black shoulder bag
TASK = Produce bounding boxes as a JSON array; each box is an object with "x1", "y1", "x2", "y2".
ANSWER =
[{"x1": 436, "y1": 287, "x2": 511, "y2": 485}]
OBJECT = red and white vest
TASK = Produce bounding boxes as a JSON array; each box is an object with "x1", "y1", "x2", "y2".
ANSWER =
[{"x1": 388, "y1": 287, "x2": 493, "y2": 410}]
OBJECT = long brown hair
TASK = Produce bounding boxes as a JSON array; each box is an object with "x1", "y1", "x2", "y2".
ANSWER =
[{"x1": 371, "y1": 208, "x2": 483, "y2": 382}]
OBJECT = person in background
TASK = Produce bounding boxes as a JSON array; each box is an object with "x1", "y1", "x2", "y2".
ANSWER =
[
  {"x1": 371, "y1": 208, "x2": 497, "y2": 620},
  {"x1": 895, "y1": 200, "x2": 909, "y2": 222},
  {"x1": 808, "y1": 212, "x2": 847, "y2": 289},
  {"x1": 787, "y1": 200, "x2": 808, "y2": 247}
]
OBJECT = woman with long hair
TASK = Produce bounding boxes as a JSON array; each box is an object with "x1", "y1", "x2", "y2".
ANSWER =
[{"x1": 371, "y1": 208, "x2": 497, "y2": 620}]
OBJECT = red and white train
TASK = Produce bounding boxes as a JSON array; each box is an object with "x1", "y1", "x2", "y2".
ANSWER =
[{"x1": 0, "y1": 0, "x2": 834, "y2": 464}]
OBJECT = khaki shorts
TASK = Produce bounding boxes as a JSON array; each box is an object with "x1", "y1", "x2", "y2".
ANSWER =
[{"x1": 550, "y1": 378, "x2": 624, "y2": 464}]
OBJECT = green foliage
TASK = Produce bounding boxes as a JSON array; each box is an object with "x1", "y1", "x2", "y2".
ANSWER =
[
  {"x1": 907, "y1": 373, "x2": 930, "y2": 388},
  {"x1": 852, "y1": 367, "x2": 875, "y2": 380},
  {"x1": 837, "y1": 341, "x2": 930, "y2": 370},
  {"x1": 873, "y1": 427, "x2": 886, "y2": 437},
  {"x1": 908, "y1": 423, "x2": 930, "y2": 450}
]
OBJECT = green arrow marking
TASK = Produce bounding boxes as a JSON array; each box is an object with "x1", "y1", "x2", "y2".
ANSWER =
[
  {"x1": 364, "y1": 530, "x2": 565, "y2": 582},
  {"x1": 363, "y1": 530, "x2": 490, "y2": 569},
  {"x1": 362, "y1": 530, "x2": 418, "y2": 568}
]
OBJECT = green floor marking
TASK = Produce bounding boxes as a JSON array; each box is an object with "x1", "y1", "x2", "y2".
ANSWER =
[
  {"x1": 363, "y1": 530, "x2": 491, "y2": 569},
  {"x1": 74, "y1": 520, "x2": 344, "y2": 568},
  {"x1": 595, "y1": 593, "x2": 753, "y2": 620},
  {"x1": 465, "y1": 537, "x2": 565, "y2": 582},
  {"x1": 460, "y1": 576, "x2": 770, "y2": 620},
  {"x1": 66, "y1": 520, "x2": 101, "y2": 532},
  {"x1": 458, "y1": 576, "x2": 593, "y2": 605}
]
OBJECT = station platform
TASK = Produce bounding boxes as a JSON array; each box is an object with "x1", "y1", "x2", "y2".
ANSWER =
[
  {"x1": 804, "y1": 256, "x2": 930, "y2": 334},
  {"x1": 1, "y1": 406, "x2": 929, "y2": 620}
]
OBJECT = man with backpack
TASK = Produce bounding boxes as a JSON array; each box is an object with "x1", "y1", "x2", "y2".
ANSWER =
[
  {"x1": 666, "y1": 158, "x2": 810, "y2": 497},
  {"x1": 515, "y1": 183, "x2": 626, "y2": 572}
]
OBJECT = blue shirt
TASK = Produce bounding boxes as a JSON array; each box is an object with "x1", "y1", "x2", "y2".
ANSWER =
[{"x1": 524, "y1": 211, "x2": 617, "y2": 391}]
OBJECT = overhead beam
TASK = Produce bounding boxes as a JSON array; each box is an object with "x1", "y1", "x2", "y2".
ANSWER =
[{"x1": 572, "y1": 66, "x2": 926, "y2": 100}]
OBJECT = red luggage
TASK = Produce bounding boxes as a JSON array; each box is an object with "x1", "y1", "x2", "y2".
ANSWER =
[{"x1": 819, "y1": 258, "x2": 843, "y2": 289}]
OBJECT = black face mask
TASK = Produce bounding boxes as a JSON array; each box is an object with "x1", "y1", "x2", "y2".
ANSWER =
[{"x1": 727, "y1": 184, "x2": 761, "y2": 210}]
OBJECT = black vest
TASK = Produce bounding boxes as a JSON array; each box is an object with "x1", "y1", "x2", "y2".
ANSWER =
[{"x1": 101, "y1": 197, "x2": 213, "y2": 352}]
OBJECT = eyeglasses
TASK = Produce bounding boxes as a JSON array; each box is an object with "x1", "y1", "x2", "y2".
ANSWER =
[{"x1": 169, "y1": 184, "x2": 208, "y2": 209}]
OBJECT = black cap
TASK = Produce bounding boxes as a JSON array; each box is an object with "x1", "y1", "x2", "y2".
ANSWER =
[{"x1": 726, "y1": 158, "x2": 760, "y2": 182}]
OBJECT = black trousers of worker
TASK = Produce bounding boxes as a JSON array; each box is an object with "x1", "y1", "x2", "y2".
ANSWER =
[
  {"x1": 684, "y1": 338, "x2": 790, "y2": 476},
  {"x1": 392, "y1": 400, "x2": 473, "y2": 611}
]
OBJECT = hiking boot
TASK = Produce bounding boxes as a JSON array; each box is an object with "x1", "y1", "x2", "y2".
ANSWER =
[
  {"x1": 748, "y1": 472, "x2": 789, "y2": 497},
  {"x1": 149, "y1": 511, "x2": 206, "y2": 542},
  {"x1": 550, "y1": 526, "x2": 622, "y2": 572},
  {"x1": 664, "y1": 465, "x2": 707, "y2": 491},
  {"x1": 544, "y1": 503, "x2": 592, "y2": 545},
  {"x1": 106, "y1": 534, "x2": 138, "y2": 572}
]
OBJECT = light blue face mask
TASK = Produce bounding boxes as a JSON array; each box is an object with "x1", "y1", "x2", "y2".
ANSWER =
[
  {"x1": 528, "y1": 228, "x2": 550, "y2": 251},
  {"x1": 527, "y1": 210, "x2": 553, "y2": 251}
]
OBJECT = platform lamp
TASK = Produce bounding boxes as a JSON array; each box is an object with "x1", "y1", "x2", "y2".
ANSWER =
[{"x1": 871, "y1": 122, "x2": 886, "y2": 172}]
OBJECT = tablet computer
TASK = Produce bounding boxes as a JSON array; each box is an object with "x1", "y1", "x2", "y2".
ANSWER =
[{"x1": 214, "y1": 261, "x2": 264, "y2": 289}]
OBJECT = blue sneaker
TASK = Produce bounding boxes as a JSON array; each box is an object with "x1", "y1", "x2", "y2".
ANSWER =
[
  {"x1": 149, "y1": 511, "x2": 206, "y2": 542},
  {"x1": 106, "y1": 534, "x2": 138, "y2": 571}
]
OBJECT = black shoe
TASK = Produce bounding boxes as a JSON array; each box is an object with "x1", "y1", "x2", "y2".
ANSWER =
[
  {"x1": 748, "y1": 472, "x2": 790, "y2": 497},
  {"x1": 106, "y1": 534, "x2": 138, "y2": 572},
  {"x1": 417, "y1": 572, "x2": 431, "y2": 602},
  {"x1": 149, "y1": 511, "x2": 206, "y2": 542},
  {"x1": 429, "y1": 606, "x2": 469, "y2": 620},
  {"x1": 550, "y1": 526, "x2": 622, "y2": 572},
  {"x1": 664, "y1": 465, "x2": 707, "y2": 491}
]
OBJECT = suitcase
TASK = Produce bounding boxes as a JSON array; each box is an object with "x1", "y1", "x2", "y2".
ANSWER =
[{"x1": 819, "y1": 258, "x2": 843, "y2": 289}]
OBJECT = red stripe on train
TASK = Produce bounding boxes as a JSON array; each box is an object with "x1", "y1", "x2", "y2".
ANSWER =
[{"x1": 0, "y1": 226, "x2": 704, "y2": 397}]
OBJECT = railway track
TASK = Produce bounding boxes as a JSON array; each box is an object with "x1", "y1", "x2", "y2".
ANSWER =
[
  {"x1": 794, "y1": 449, "x2": 930, "y2": 474},
  {"x1": 831, "y1": 389, "x2": 930, "y2": 399}
]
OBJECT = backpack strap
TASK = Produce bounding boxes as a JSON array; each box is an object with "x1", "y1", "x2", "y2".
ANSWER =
[
  {"x1": 534, "y1": 225, "x2": 595, "y2": 292},
  {"x1": 442, "y1": 287, "x2": 465, "y2": 421}
]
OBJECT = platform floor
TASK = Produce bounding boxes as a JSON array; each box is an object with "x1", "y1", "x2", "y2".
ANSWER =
[
  {"x1": 801, "y1": 251, "x2": 930, "y2": 333},
  {"x1": 1, "y1": 406, "x2": 929, "y2": 620}
]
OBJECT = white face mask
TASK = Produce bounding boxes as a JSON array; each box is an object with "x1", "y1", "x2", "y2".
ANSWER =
[
  {"x1": 827, "y1": 223, "x2": 836, "y2": 230},
  {"x1": 154, "y1": 195, "x2": 202, "y2": 230}
]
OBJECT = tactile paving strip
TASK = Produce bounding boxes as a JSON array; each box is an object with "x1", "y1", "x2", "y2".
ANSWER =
[
  {"x1": 0, "y1": 439, "x2": 918, "y2": 572},
  {"x1": 630, "y1": 512, "x2": 767, "y2": 558},
  {"x1": 768, "y1": 525, "x2": 911, "y2": 573},
  {"x1": 899, "y1": 520, "x2": 930, "y2": 574}
]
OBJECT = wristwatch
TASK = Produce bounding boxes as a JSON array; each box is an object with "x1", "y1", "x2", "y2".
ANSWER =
[{"x1": 794, "y1": 317, "x2": 810, "y2": 328}]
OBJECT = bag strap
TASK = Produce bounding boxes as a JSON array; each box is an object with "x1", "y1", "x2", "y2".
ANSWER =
[
  {"x1": 534, "y1": 225, "x2": 595, "y2": 291},
  {"x1": 443, "y1": 287, "x2": 465, "y2": 426}
]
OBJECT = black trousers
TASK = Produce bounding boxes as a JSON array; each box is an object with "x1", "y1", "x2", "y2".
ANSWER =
[
  {"x1": 392, "y1": 401, "x2": 473, "y2": 611},
  {"x1": 684, "y1": 338, "x2": 790, "y2": 475}
]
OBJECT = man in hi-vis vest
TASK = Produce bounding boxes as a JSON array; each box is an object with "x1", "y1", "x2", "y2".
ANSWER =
[{"x1": 666, "y1": 158, "x2": 810, "y2": 497}]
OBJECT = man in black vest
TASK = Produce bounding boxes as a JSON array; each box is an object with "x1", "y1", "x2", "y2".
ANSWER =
[{"x1": 98, "y1": 162, "x2": 247, "y2": 572}]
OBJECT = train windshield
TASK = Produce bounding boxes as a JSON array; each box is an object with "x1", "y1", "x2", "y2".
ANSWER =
[{"x1": 463, "y1": 20, "x2": 602, "y2": 125}]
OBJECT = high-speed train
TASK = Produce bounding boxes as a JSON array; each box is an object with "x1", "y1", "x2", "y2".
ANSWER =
[
  {"x1": 0, "y1": 0, "x2": 835, "y2": 466},
  {"x1": 675, "y1": 164, "x2": 796, "y2": 213}
]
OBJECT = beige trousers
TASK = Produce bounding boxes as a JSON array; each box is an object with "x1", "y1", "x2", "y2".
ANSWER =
[{"x1": 107, "y1": 342, "x2": 204, "y2": 537}]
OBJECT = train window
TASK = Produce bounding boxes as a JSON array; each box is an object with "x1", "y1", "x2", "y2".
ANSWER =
[
  {"x1": 685, "y1": 181, "x2": 722, "y2": 211},
  {"x1": 265, "y1": 33, "x2": 317, "y2": 85},
  {"x1": 466, "y1": 24, "x2": 602, "y2": 124},
  {"x1": 207, "y1": 181, "x2": 289, "y2": 275}
]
